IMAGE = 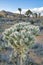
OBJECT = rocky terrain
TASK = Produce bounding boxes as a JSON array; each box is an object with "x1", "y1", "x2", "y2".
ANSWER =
[{"x1": 0, "y1": 10, "x2": 43, "y2": 65}]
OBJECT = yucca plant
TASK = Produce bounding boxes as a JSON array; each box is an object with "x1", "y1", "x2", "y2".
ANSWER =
[
  {"x1": 18, "y1": 8, "x2": 22, "y2": 20},
  {"x1": 2, "y1": 22, "x2": 39, "y2": 65}
]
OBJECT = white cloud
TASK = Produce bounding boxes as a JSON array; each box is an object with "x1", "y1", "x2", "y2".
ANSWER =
[
  {"x1": 31, "y1": 7, "x2": 43, "y2": 13},
  {"x1": 14, "y1": 7, "x2": 43, "y2": 15}
]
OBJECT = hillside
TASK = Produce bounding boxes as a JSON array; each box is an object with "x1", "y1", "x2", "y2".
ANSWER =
[{"x1": 0, "y1": 10, "x2": 18, "y2": 18}]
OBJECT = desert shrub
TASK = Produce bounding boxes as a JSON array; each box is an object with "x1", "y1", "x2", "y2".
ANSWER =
[{"x1": 2, "y1": 22, "x2": 39, "y2": 65}]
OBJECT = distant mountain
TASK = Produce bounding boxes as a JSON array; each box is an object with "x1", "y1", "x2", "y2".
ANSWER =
[
  {"x1": 0, "y1": 10, "x2": 26, "y2": 22},
  {"x1": 0, "y1": 10, "x2": 19, "y2": 18}
]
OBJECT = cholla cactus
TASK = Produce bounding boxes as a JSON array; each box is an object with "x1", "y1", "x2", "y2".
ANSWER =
[{"x1": 2, "y1": 22, "x2": 39, "y2": 65}]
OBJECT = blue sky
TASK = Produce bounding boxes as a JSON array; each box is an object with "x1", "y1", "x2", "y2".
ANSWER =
[{"x1": 0, "y1": 0, "x2": 43, "y2": 13}]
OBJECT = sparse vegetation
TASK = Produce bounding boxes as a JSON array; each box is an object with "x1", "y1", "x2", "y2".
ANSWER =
[{"x1": 0, "y1": 9, "x2": 43, "y2": 65}]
